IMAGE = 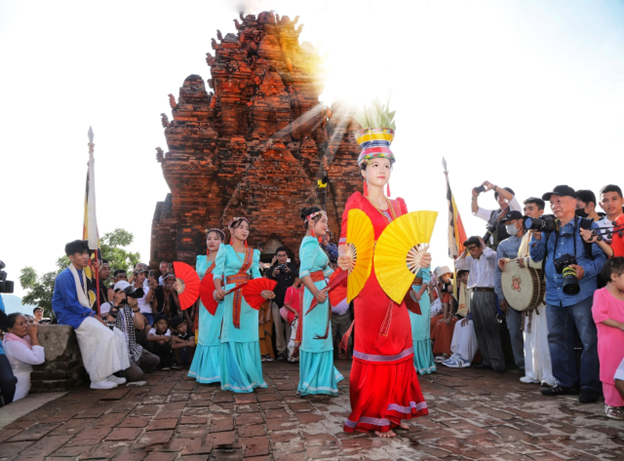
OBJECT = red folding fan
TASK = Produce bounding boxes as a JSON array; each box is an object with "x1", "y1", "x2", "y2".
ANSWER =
[
  {"x1": 199, "y1": 273, "x2": 218, "y2": 315},
  {"x1": 329, "y1": 270, "x2": 348, "y2": 309},
  {"x1": 172, "y1": 261, "x2": 200, "y2": 310},
  {"x1": 404, "y1": 288, "x2": 422, "y2": 315},
  {"x1": 242, "y1": 278, "x2": 277, "y2": 310},
  {"x1": 306, "y1": 269, "x2": 347, "y2": 314}
]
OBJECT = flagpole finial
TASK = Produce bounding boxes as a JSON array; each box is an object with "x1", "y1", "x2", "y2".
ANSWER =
[
  {"x1": 442, "y1": 157, "x2": 448, "y2": 174},
  {"x1": 88, "y1": 127, "x2": 94, "y2": 154}
]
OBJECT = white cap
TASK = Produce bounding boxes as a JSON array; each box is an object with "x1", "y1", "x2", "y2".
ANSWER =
[
  {"x1": 435, "y1": 266, "x2": 453, "y2": 278},
  {"x1": 100, "y1": 302, "x2": 111, "y2": 316},
  {"x1": 113, "y1": 281, "x2": 131, "y2": 292}
]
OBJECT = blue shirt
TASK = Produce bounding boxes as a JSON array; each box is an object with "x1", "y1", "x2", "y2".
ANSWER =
[
  {"x1": 0, "y1": 294, "x2": 5, "y2": 355},
  {"x1": 495, "y1": 235, "x2": 523, "y2": 301},
  {"x1": 51, "y1": 268, "x2": 96, "y2": 329},
  {"x1": 529, "y1": 218, "x2": 606, "y2": 307}
]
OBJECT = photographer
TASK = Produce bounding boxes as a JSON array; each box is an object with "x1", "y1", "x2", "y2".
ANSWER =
[
  {"x1": 133, "y1": 267, "x2": 157, "y2": 328},
  {"x1": 472, "y1": 181, "x2": 522, "y2": 250},
  {"x1": 107, "y1": 281, "x2": 159, "y2": 382},
  {"x1": 495, "y1": 210, "x2": 525, "y2": 372},
  {"x1": 455, "y1": 236, "x2": 505, "y2": 372},
  {"x1": 268, "y1": 247, "x2": 297, "y2": 360},
  {"x1": 530, "y1": 186, "x2": 606, "y2": 402}
]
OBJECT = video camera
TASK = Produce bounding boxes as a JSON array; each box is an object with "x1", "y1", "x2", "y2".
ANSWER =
[
  {"x1": 0, "y1": 261, "x2": 14, "y2": 294},
  {"x1": 523, "y1": 214, "x2": 558, "y2": 233}
]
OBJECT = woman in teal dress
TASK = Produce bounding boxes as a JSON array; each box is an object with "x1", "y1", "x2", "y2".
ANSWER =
[
  {"x1": 408, "y1": 269, "x2": 436, "y2": 374},
  {"x1": 297, "y1": 206, "x2": 344, "y2": 396},
  {"x1": 213, "y1": 217, "x2": 275, "y2": 393},
  {"x1": 188, "y1": 228, "x2": 225, "y2": 384}
]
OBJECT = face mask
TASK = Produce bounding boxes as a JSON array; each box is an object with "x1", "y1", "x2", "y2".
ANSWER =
[
  {"x1": 506, "y1": 223, "x2": 520, "y2": 236},
  {"x1": 575, "y1": 208, "x2": 589, "y2": 218}
]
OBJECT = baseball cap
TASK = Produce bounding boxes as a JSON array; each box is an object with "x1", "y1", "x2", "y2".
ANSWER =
[
  {"x1": 542, "y1": 185, "x2": 577, "y2": 201},
  {"x1": 113, "y1": 281, "x2": 131, "y2": 292},
  {"x1": 501, "y1": 210, "x2": 524, "y2": 222}
]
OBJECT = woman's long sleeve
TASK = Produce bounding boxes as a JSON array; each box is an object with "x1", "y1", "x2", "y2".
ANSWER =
[{"x1": 4, "y1": 342, "x2": 45, "y2": 366}]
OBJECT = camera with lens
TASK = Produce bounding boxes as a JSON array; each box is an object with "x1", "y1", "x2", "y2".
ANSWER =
[
  {"x1": 523, "y1": 214, "x2": 558, "y2": 233},
  {"x1": 117, "y1": 286, "x2": 145, "y2": 305},
  {"x1": 277, "y1": 264, "x2": 289, "y2": 271},
  {"x1": 474, "y1": 185, "x2": 487, "y2": 194},
  {"x1": 553, "y1": 253, "x2": 580, "y2": 295},
  {"x1": 0, "y1": 261, "x2": 14, "y2": 294}
]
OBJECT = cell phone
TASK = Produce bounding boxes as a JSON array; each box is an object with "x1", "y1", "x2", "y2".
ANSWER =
[
  {"x1": 474, "y1": 185, "x2": 487, "y2": 194},
  {"x1": 148, "y1": 270, "x2": 154, "y2": 278}
]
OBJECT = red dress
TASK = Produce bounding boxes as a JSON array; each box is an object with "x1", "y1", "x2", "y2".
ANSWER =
[{"x1": 340, "y1": 192, "x2": 429, "y2": 433}]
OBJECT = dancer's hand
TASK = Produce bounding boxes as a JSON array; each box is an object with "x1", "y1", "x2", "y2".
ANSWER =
[
  {"x1": 261, "y1": 290, "x2": 275, "y2": 300},
  {"x1": 214, "y1": 287, "x2": 225, "y2": 301},
  {"x1": 420, "y1": 252, "x2": 432, "y2": 269},
  {"x1": 338, "y1": 254, "x2": 352, "y2": 272},
  {"x1": 314, "y1": 289, "x2": 328, "y2": 304}
]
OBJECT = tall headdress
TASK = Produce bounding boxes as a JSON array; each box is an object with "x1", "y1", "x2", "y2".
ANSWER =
[{"x1": 354, "y1": 98, "x2": 397, "y2": 196}]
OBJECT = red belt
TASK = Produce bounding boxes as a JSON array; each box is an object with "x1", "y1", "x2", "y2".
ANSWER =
[
  {"x1": 309, "y1": 270, "x2": 325, "y2": 282},
  {"x1": 226, "y1": 274, "x2": 249, "y2": 285}
]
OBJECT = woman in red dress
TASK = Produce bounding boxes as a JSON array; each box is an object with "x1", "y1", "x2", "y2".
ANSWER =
[{"x1": 338, "y1": 127, "x2": 430, "y2": 437}]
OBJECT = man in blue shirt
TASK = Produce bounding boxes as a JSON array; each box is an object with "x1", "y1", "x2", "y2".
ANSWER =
[
  {"x1": 495, "y1": 210, "x2": 525, "y2": 373},
  {"x1": 530, "y1": 186, "x2": 605, "y2": 403},
  {"x1": 51, "y1": 240, "x2": 130, "y2": 390},
  {"x1": 0, "y1": 294, "x2": 17, "y2": 405}
]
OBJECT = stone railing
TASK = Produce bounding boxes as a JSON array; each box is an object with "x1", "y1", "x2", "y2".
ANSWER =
[{"x1": 30, "y1": 325, "x2": 88, "y2": 393}]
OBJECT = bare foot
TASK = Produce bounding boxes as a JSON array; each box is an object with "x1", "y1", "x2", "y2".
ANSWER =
[
  {"x1": 374, "y1": 430, "x2": 396, "y2": 438},
  {"x1": 400, "y1": 422, "x2": 409, "y2": 430}
]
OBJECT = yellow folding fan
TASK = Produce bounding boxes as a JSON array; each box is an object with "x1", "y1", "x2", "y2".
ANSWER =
[
  {"x1": 374, "y1": 211, "x2": 438, "y2": 305},
  {"x1": 345, "y1": 209, "x2": 375, "y2": 303}
]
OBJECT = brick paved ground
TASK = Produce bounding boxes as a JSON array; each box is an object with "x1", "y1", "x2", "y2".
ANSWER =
[{"x1": 1, "y1": 359, "x2": 624, "y2": 461}]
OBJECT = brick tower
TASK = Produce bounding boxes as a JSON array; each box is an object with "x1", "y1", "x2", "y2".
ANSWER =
[{"x1": 151, "y1": 11, "x2": 362, "y2": 266}]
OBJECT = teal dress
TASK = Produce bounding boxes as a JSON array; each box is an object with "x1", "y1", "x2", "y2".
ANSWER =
[
  {"x1": 409, "y1": 268, "x2": 436, "y2": 374},
  {"x1": 298, "y1": 236, "x2": 344, "y2": 396},
  {"x1": 213, "y1": 245, "x2": 267, "y2": 393},
  {"x1": 188, "y1": 257, "x2": 222, "y2": 383}
]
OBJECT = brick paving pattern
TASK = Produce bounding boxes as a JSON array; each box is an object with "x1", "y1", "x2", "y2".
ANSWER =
[{"x1": 1, "y1": 360, "x2": 623, "y2": 460}]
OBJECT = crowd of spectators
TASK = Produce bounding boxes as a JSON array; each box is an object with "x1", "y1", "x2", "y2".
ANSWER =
[{"x1": 435, "y1": 181, "x2": 624, "y2": 420}]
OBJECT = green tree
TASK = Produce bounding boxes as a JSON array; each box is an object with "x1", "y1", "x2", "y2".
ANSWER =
[
  {"x1": 20, "y1": 257, "x2": 69, "y2": 319},
  {"x1": 100, "y1": 229, "x2": 141, "y2": 273},
  {"x1": 19, "y1": 229, "x2": 140, "y2": 318}
]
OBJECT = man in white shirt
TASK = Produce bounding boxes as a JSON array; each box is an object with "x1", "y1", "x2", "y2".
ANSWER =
[
  {"x1": 455, "y1": 236, "x2": 505, "y2": 371},
  {"x1": 472, "y1": 181, "x2": 522, "y2": 250}
]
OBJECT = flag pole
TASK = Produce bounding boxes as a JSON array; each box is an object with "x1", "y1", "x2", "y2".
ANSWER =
[{"x1": 87, "y1": 128, "x2": 101, "y2": 316}]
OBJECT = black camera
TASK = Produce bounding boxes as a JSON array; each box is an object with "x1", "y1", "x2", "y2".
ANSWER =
[
  {"x1": 0, "y1": 261, "x2": 14, "y2": 294},
  {"x1": 474, "y1": 185, "x2": 487, "y2": 194},
  {"x1": 117, "y1": 286, "x2": 145, "y2": 305},
  {"x1": 277, "y1": 264, "x2": 289, "y2": 271},
  {"x1": 553, "y1": 253, "x2": 580, "y2": 295},
  {"x1": 524, "y1": 214, "x2": 558, "y2": 233}
]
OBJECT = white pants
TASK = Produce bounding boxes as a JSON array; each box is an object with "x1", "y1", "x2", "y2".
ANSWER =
[
  {"x1": 75, "y1": 317, "x2": 130, "y2": 382},
  {"x1": 13, "y1": 371, "x2": 31, "y2": 401},
  {"x1": 523, "y1": 304, "x2": 556, "y2": 385},
  {"x1": 450, "y1": 319, "x2": 478, "y2": 363},
  {"x1": 287, "y1": 318, "x2": 298, "y2": 361}
]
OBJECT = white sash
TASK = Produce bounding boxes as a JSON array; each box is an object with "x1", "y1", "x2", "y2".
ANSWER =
[{"x1": 69, "y1": 265, "x2": 91, "y2": 309}]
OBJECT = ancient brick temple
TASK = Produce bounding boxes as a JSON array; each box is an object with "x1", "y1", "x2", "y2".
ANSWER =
[{"x1": 150, "y1": 11, "x2": 362, "y2": 266}]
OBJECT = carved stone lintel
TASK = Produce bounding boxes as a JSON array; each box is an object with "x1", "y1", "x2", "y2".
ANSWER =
[{"x1": 168, "y1": 94, "x2": 177, "y2": 109}]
